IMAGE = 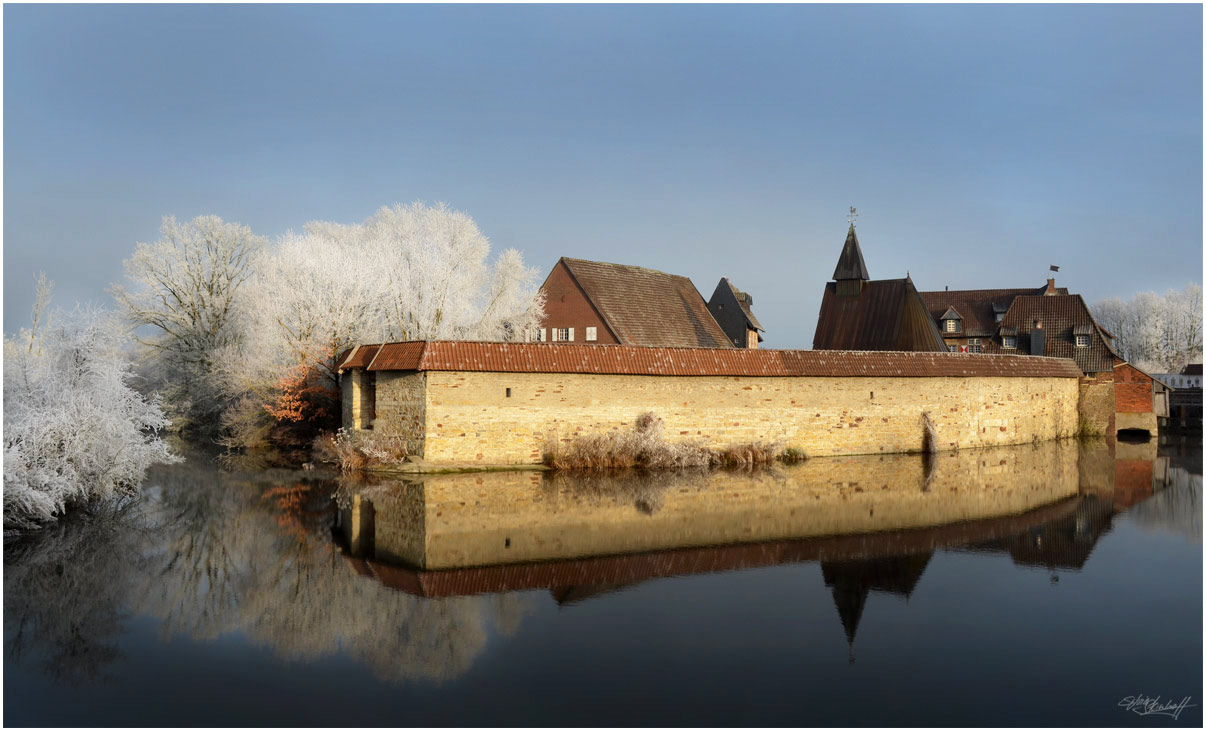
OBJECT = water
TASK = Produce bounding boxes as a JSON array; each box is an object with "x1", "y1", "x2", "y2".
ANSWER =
[{"x1": 5, "y1": 438, "x2": 1201, "y2": 726}]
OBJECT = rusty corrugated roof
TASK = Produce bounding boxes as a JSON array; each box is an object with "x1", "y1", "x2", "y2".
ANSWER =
[
  {"x1": 812, "y1": 278, "x2": 949, "y2": 353},
  {"x1": 336, "y1": 344, "x2": 381, "y2": 371},
  {"x1": 359, "y1": 340, "x2": 1082, "y2": 378},
  {"x1": 559, "y1": 257, "x2": 733, "y2": 348}
]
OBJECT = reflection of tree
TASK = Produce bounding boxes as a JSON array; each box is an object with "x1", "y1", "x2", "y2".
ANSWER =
[
  {"x1": 1127, "y1": 468, "x2": 1202, "y2": 543},
  {"x1": 4, "y1": 499, "x2": 152, "y2": 685},
  {"x1": 133, "y1": 460, "x2": 531, "y2": 684},
  {"x1": 7, "y1": 459, "x2": 532, "y2": 688}
]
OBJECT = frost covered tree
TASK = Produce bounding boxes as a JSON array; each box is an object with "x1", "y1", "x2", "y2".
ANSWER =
[
  {"x1": 3, "y1": 303, "x2": 179, "y2": 532},
  {"x1": 111, "y1": 215, "x2": 265, "y2": 434},
  {"x1": 1093, "y1": 284, "x2": 1202, "y2": 372},
  {"x1": 220, "y1": 202, "x2": 544, "y2": 458}
]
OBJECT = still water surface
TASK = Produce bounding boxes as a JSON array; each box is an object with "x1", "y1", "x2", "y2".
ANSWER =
[{"x1": 5, "y1": 438, "x2": 1201, "y2": 726}]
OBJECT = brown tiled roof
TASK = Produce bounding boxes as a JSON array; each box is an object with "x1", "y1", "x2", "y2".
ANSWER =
[
  {"x1": 813, "y1": 278, "x2": 949, "y2": 352},
  {"x1": 336, "y1": 344, "x2": 381, "y2": 371},
  {"x1": 560, "y1": 257, "x2": 732, "y2": 348},
  {"x1": 360, "y1": 340, "x2": 1082, "y2": 379},
  {"x1": 345, "y1": 497, "x2": 1079, "y2": 598},
  {"x1": 920, "y1": 286, "x2": 1068, "y2": 336},
  {"x1": 992, "y1": 294, "x2": 1118, "y2": 373}
]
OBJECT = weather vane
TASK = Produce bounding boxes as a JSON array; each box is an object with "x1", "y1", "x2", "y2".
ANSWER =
[{"x1": 848, "y1": 206, "x2": 858, "y2": 227}]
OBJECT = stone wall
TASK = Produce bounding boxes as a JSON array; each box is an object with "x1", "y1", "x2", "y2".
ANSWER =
[
  {"x1": 1078, "y1": 372, "x2": 1116, "y2": 437},
  {"x1": 373, "y1": 372, "x2": 427, "y2": 456},
  {"x1": 419, "y1": 370, "x2": 1079, "y2": 465}
]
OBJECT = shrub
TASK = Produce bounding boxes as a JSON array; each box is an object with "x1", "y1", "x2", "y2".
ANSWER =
[
  {"x1": 545, "y1": 412, "x2": 789, "y2": 472},
  {"x1": 313, "y1": 429, "x2": 408, "y2": 472}
]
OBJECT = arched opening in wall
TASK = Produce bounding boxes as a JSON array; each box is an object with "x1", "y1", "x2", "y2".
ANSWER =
[{"x1": 1117, "y1": 428, "x2": 1152, "y2": 443}]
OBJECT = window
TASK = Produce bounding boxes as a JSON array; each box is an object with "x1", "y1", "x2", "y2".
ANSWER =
[
  {"x1": 949, "y1": 345, "x2": 959, "y2": 353},
  {"x1": 1075, "y1": 334, "x2": 1090, "y2": 347},
  {"x1": 995, "y1": 312, "x2": 1005, "y2": 323},
  {"x1": 944, "y1": 319, "x2": 958, "y2": 333},
  {"x1": 531, "y1": 328, "x2": 546, "y2": 342},
  {"x1": 968, "y1": 338, "x2": 982, "y2": 354},
  {"x1": 554, "y1": 327, "x2": 572, "y2": 342},
  {"x1": 586, "y1": 326, "x2": 597, "y2": 342},
  {"x1": 1003, "y1": 336, "x2": 1017, "y2": 349}
]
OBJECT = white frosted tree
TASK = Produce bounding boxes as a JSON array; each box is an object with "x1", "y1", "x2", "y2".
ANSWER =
[
  {"x1": 3, "y1": 304, "x2": 179, "y2": 532},
  {"x1": 1093, "y1": 284, "x2": 1203, "y2": 372},
  {"x1": 217, "y1": 201, "x2": 544, "y2": 457},
  {"x1": 111, "y1": 215, "x2": 265, "y2": 433}
]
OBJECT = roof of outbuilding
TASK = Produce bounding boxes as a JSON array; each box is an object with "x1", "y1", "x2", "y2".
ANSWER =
[
  {"x1": 558, "y1": 257, "x2": 732, "y2": 349},
  {"x1": 336, "y1": 344, "x2": 382, "y2": 371},
  {"x1": 356, "y1": 340, "x2": 1082, "y2": 379},
  {"x1": 813, "y1": 278, "x2": 949, "y2": 353}
]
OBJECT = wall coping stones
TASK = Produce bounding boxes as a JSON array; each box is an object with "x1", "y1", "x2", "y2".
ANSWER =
[{"x1": 348, "y1": 341, "x2": 1084, "y2": 379}]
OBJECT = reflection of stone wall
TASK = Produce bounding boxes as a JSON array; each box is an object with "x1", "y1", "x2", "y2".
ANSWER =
[
  {"x1": 419, "y1": 371, "x2": 1079, "y2": 465},
  {"x1": 358, "y1": 440, "x2": 1082, "y2": 570}
]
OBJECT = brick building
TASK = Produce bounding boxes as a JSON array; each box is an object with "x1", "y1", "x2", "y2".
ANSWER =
[
  {"x1": 919, "y1": 280, "x2": 1170, "y2": 435},
  {"x1": 533, "y1": 257, "x2": 736, "y2": 348}
]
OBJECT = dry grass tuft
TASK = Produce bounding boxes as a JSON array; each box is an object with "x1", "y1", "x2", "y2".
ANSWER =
[
  {"x1": 544, "y1": 412, "x2": 800, "y2": 472},
  {"x1": 312, "y1": 428, "x2": 408, "y2": 472}
]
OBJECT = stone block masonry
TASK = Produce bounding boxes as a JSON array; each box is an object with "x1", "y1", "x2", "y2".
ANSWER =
[{"x1": 340, "y1": 342, "x2": 1085, "y2": 467}]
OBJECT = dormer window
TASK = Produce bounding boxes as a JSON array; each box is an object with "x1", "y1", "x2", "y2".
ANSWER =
[
  {"x1": 1075, "y1": 334, "x2": 1090, "y2": 347},
  {"x1": 944, "y1": 319, "x2": 958, "y2": 333},
  {"x1": 1003, "y1": 336, "x2": 1017, "y2": 349}
]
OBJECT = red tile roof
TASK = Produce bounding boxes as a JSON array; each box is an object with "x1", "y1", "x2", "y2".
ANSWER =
[
  {"x1": 358, "y1": 340, "x2": 1083, "y2": 379},
  {"x1": 559, "y1": 257, "x2": 733, "y2": 348}
]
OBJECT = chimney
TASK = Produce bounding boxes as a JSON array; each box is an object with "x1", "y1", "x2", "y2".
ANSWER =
[
  {"x1": 945, "y1": 285, "x2": 949, "y2": 291},
  {"x1": 1030, "y1": 319, "x2": 1046, "y2": 356},
  {"x1": 1044, "y1": 278, "x2": 1056, "y2": 295}
]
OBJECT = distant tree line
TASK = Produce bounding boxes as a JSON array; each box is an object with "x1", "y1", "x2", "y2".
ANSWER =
[{"x1": 1092, "y1": 284, "x2": 1202, "y2": 374}]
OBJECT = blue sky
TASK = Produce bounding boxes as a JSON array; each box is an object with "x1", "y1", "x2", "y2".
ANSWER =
[{"x1": 4, "y1": 4, "x2": 1202, "y2": 347}]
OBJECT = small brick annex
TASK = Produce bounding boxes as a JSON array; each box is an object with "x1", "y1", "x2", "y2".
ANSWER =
[{"x1": 338, "y1": 342, "x2": 1091, "y2": 467}]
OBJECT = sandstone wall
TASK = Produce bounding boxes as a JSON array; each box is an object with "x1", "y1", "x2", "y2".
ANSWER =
[
  {"x1": 373, "y1": 371, "x2": 427, "y2": 456},
  {"x1": 420, "y1": 371, "x2": 1080, "y2": 465},
  {"x1": 1078, "y1": 372, "x2": 1116, "y2": 437}
]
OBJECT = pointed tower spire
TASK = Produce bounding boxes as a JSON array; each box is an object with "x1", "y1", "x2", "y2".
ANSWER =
[{"x1": 832, "y1": 224, "x2": 871, "y2": 282}]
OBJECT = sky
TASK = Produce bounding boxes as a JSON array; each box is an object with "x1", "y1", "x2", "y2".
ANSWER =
[{"x1": 4, "y1": 3, "x2": 1202, "y2": 347}]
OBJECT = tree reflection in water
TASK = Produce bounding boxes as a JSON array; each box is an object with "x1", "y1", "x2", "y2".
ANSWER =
[
  {"x1": 5, "y1": 455, "x2": 532, "y2": 687},
  {"x1": 4, "y1": 498, "x2": 153, "y2": 685}
]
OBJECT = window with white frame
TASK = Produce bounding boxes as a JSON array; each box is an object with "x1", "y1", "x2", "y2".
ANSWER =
[
  {"x1": 553, "y1": 327, "x2": 572, "y2": 342},
  {"x1": 949, "y1": 345, "x2": 959, "y2": 353},
  {"x1": 968, "y1": 338, "x2": 982, "y2": 353},
  {"x1": 945, "y1": 319, "x2": 958, "y2": 333},
  {"x1": 532, "y1": 328, "x2": 546, "y2": 342},
  {"x1": 1075, "y1": 334, "x2": 1090, "y2": 347},
  {"x1": 1003, "y1": 336, "x2": 1017, "y2": 349},
  {"x1": 586, "y1": 326, "x2": 597, "y2": 341}
]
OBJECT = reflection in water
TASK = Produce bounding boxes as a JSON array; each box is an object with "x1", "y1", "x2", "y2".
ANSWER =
[
  {"x1": 4, "y1": 436, "x2": 1200, "y2": 698},
  {"x1": 4, "y1": 499, "x2": 152, "y2": 685}
]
